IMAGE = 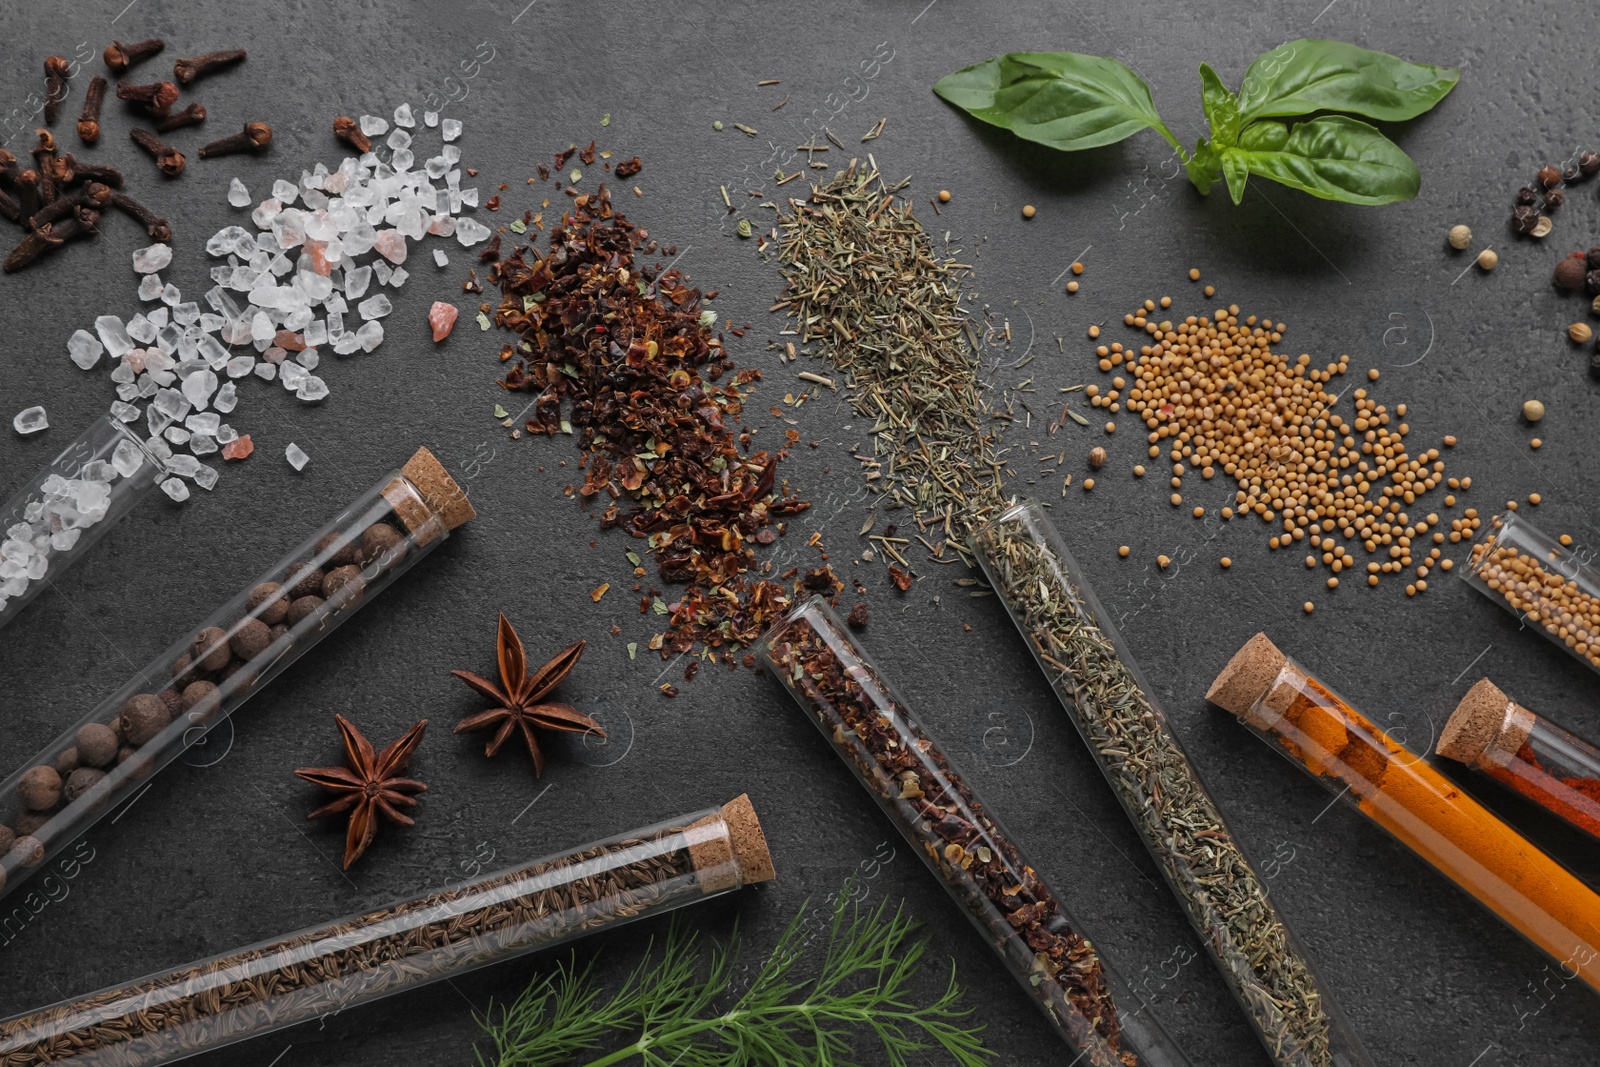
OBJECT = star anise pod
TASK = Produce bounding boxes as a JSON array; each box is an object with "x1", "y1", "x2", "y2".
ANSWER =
[
  {"x1": 294, "y1": 714, "x2": 428, "y2": 869},
  {"x1": 450, "y1": 614, "x2": 604, "y2": 776}
]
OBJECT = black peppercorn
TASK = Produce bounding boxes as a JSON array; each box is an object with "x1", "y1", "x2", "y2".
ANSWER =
[
  {"x1": 1563, "y1": 165, "x2": 1581, "y2": 183},
  {"x1": 247, "y1": 581, "x2": 288, "y2": 625},
  {"x1": 1588, "y1": 270, "x2": 1600, "y2": 297},
  {"x1": 315, "y1": 532, "x2": 362, "y2": 568},
  {"x1": 10, "y1": 834, "x2": 44, "y2": 867},
  {"x1": 1590, "y1": 350, "x2": 1600, "y2": 379},
  {"x1": 1538, "y1": 164, "x2": 1563, "y2": 187},
  {"x1": 192, "y1": 626, "x2": 231, "y2": 672},
  {"x1": 1512, "y1": 206, "x2": 1540, "y2": 234},
  {"x1": 18, "y1": 765, "x2": 61, "y2": 811},
  {"x1": 322, "y1": 565, "x2": 366, "y2": 607},
  {"x1": 285, "y1": 561, "x2": 325, "y2": 599},
  {"x1": 1582, "y1": 151, "x2": 1600, "y2": 177},
  {"x1": 1516, "y1": 186, "x2": 1539, "y2": 205},
  {"x1": 1554, "y1": 253, "x2": 1587, "y2": 290},
  {"x1": 75, "y1": 723, "x2": 119, "y2": 767},
  {"x1": 1587, "y1": 247, "x2": 1600, "y2": 269},
  {"x1": 1545, "y1": 188, "x2": 1566, "y2": 209},
  {"x1": 119, "y1": 693, "x2": 170, "y2": 745},
  {"x1": 53, "y1": 748, "x2": 79, "y2": 777},
  {"x1": 286, "y1": 595, "x2": 326, "y2": 627},
  {"x1": 230, "y1": 617, "x2": 272, "y2": 661},
  {"x1": 63, "y1": 767, "x2": 106, "y2": 804},
  {"x1": 360, "y1": 522, "x2": 404, "y2": 566}
]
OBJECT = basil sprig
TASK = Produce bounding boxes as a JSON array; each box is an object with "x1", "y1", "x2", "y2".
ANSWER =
[{"x1": 934, "y1": 39, "x2": 1458, "y2": 206}]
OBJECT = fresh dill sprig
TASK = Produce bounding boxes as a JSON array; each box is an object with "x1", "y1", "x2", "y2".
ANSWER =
[{"x1": 473, "y1": 883, "x2": 994, "y2": 1067}]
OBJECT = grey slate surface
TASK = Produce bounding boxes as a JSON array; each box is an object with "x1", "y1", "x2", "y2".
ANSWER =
[{"x1": 1, "y1": 1, "x2": 1598, "y2": 1064}]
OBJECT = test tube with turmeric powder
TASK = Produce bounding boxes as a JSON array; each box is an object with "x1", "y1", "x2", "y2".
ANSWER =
[
  {"x1": 1438, "y1": 678, "x2": 1600, "y2": 843},
  {"x1": 1208, "y1": 633, "x2": 1600, "y2": 994}
]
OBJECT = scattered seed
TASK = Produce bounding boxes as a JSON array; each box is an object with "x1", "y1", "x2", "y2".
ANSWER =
[
  {"x1": 938, "y1": 189, "x2": 951, "y2": 203},
  {"x1": 1523, "y1": 399, "x2": 1545, "y2": 422},
  {"x1": 1477, "y1": 249, "x2": 1500, "y2": 270},
  {"x1": 1118, "y1": 545, "x2": 1130, "y2": 557},
  {"x1": 1022, "y1": 204, "x2": 1036, "y2": 219}
]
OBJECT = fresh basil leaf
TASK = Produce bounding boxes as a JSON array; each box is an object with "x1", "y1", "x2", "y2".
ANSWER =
[
  {"x1": 933, "y1": 51, "x2": 1179, "y2": 153},
  {"x1": 1238, "y1": 120, "x2": 1290, "y2": 152},
  {"x1": 1221, "y1": 151, "x2": 1250, "y2": 205},
  {"x1": 1237, "y1": 39, "x2": 1459, "y2": 124},
  {"x1": 1222, "y1": 115, "x2": 1420, "y2": 204},
  {"x1": 1198, "y1": 63, "x2": 1240, "y2": 147},
  {"x1": 1185, "y1": 138, "x2": 1220, "y2": 195}
]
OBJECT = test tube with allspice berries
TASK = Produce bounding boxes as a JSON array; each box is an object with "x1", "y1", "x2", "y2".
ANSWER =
[
  {"x1": 0, "y1": 798, "x2": 775, "y2": 1067},
  {"x1": 1208, "y1": 633, "x2": 1600, "y2": 994},
  {"x1": 0, "y1": 447, "x2": 475, "y2": 901},
  {"x1": 759, "y1": 596, "x2": 1193, "y2": 1067},
  {"x1": 1461, "y1": 511, "x2": 1600, "y2": 674},
  {"x1": 1439, "y1": 678, "x2": 1600, "y2": 843}
]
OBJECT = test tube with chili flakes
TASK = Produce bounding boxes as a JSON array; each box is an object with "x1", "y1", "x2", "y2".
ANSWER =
[
  {"x1": 1209, "y1": 633, "x2": 1600, "y2": 995},
  {"x1": 1439, "y1": 678, "x2": 1600, "y2": 844},
  {"x1": 0, "y1": 447, "x2": 475, "y2": 905},
  {"x1": 760, "y1": 595, "x2": 1194, "y2": 1067},
  {"x1": 1461, "y1": 511, "x2": 1600, "y2": 674}
]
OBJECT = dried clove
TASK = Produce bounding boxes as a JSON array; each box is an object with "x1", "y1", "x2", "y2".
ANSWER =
[
  {"x1": 103, "y1": 38, "x2": 165, "y2": 74},
  {"x1": 29, "y1": 181, "x2": 111, "y2": 229},
  {"x1": 43, "y1": 56, "x2": 71, "y2": 125},
  {"x1": 197, "y1": 121, "x2": 271, "y2": 159},
  {"x1": 0, "y1": 187, "x2": 19, "y2": 225},
  {"x1": 173, "y1": 49, "x2": 246, "y2": 85},
  {"x1": 333, "y1": 115, "x2": 370, "y2": 153},
  {"x1": 107, "y1": 189, "x2": 171, "y2": 241},
  {"x1": 4, "y1": 207, "x2": 99, "y2": 272},
  {"x1": 129, "y1": 128, "x2": 185, "y2": 177},
  {"x1": 13, "y1": 170, "x2": 42, "y2": 224},
  {"x1": 116, "y1": 80, "x2": 180, "y2": 118},
  {"x1": 50, "y1": 153, "x2": 123, "y2": 188},
  {"x1": 155, "y1": 102, "x2": 207, "y2": 133},
  {"x1": 29, "y1": 130, "x2": 57, "y2": 206},
  {"x1": 77, "y1": 75, "x2": 107, "y2": 144}
]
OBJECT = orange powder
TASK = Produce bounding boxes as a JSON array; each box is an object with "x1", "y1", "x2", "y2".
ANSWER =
[{"x1": 1210, "y1": 633, "x2": 1600, "y2": 992}]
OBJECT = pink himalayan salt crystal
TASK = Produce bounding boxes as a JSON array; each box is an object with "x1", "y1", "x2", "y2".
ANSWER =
[
  {"x1": 263, "y1": 346, "x2": 288, "y2": 364},
  {"x1": 303, "y1": 239, "x2": 332, "y2": 276},
  {"x1": 222, "y1": 434, "x2": 254, "y2": 461},
  {"x1": 325, "y1": 171, "x2": 350, "y2": 194},
  {"x1": 373, "y1": 229, "x2": 407, "y2": 265},
  {"x1": 428, "y1": 301, "x2": 459, "y2": 342},
  {"x1": 274, "y1": 329, "x2": 306, "y2": 351},
  {"x1": 125, "y1": 350, "x2": 146, "y2": 374}
]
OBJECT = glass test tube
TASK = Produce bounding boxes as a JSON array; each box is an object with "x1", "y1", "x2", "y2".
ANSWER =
[
  {"x1": 1208, "y1": 632, "x2": 1600, "y2": 994},
  {"x1": 1461, "y1": 511, "x2": 1600, "y2": 674},
  {"x1": 0, "y1": 414, "x2": 162, "y2": 630},
  {"x1": 0, "y1": 797, "x2": 775, "y2": 1067},
  {"x1": 0, "y1": 446, "x2": 475, "y2": 902},
  {"x1": 1439, "y1": 677, "x2": 1600, "y2": 843},
  {"x1": 971, "y1": 502, "x2": 1372, "y2": 1067},
  {"x1": 759, "y1": 596, "x2": 1192, "y2": 1067}
]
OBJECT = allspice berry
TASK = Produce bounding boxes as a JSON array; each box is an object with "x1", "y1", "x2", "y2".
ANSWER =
[
  {"x1": 247, "y1": 582, "x2": 288, "y2": 625},
  {"x1": 1570, "y1": 322, "x2": 1594, "y2": 344},
  {"x1": 0, "y1": 824, "x2": 14, "y2": 857},
  {"x1": 192, "y1": 626, "x2": 231, "y2": 672},
  {"x1": 63, "y1": 768, "x2": 106, "y2": 804},
  {"x1": 14, "y1": 812, "x2": 49, "y2": 836},
  {"x1": 157, "y1": 688, "x2": 183, "y2": 717},
  {"x1": 11, "y1": 835, "x2": 45, "y2": 868},
  {"x1": 53, "y1": 748, "x2": 80, "y2": 777},
  {"x1": 1088, "y1": 446, "x2": 1107, "y2": 469},
  {"x1": 75, "y1": 722, "x2": 119, "y2": 767},
  {"x1": 1447, "y1": 224, "x2": 1472, "y2": 250},
  {"x1": 230, "y1": 617, "x2": 272, "y2": 661},
  {"x1": 1554, "y1": 252, "x2": 1587, "y2": 290},
  {"x1": 119, "y1": 693, "x2": 170, "y2": 746},
  {"x1": 360, "y1": 522, "x2": 404, "y2": 566},
  {"x1": 322, "y1": 564, "x2": 366, "y2": 606},
  {"x1": 285, "y1": 562, "x2": 325, "y2": 600},
  {"x1": 287, "y1": 595, "x2": 326, "y2": 627},
  {"x1": 315, "y1": 531, "x2": 362, "y2": 567},
  {"x1": 182, "y1": 680, "x2": 221, "y2": 720},
  {"x1": 18, "y1": 765, "x2": 62, "y2": 811}
]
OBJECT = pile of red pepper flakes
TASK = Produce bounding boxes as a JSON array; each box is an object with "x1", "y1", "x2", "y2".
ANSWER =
[{"x1": 490, "y1": 176, "x2": 814, "y2": 665}]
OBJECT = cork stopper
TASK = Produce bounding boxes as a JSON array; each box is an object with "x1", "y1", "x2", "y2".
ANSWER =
[
  {"x1": 1207, "y1": 633, "x2": 1288, "y2": 724},
  {"x1": 687, "y1": 794, "x2": 776, "y2": 892},
  {"x1": 403, "y1": 447, "x2": 476, "y2": 531},
  {"x1": 1438, "y1": 678, "x2": 1530, "y2": 768}
]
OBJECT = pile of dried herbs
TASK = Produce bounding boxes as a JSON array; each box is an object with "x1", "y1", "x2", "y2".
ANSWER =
[
  {"x1": 774, "y1": 158, "x2": 1006, "y2": 559},
  {"x1": 490, "y1": 177, "x2": 812, "y2": 661}
]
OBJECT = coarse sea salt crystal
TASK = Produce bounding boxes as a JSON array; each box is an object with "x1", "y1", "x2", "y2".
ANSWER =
[
  {"x1": 297, "y1": 376, "x2": 329, "y2": 402},
  {"x1": 356, "y1": 321, "x2": 384, "y2": 352},
  {"x1": 194, "y1": 465, "x2": 219, "y2": 491},
  {"x1": 441, "y1": 118, "x2": 462, "y2": 142},
  {"x1": 166, "y1": 454, "x2": 202, "y2": 478},
  {"x1": 160, "y1": 478, "x2": 189, "y2": 502},
  {"x1": 254, "y1": 362, "x2": 278, "y2": 381},
  {"x1": 96, "y1": 316, "x2": 134, "y2": 358},
  {"x1": 358, "y1": 115, "x2": 389, "y2": 137},
  {"x1": 228, "y1": 177, "x2": 251, "y2": 207},
  {"x1": 358, "y1": 294, "x2": 392, "y2": 320},
  {"x1": 394, "y1": 103, "x2": 415, "y2": 128},
  {"x1": 68, "y1": 330, "x2": 104, "y2": 370},
  {"x1": 164, "y1": 425, "x2": 191, "y2": 445},
  {"x1": 182, "y1": 369, "x2": 219, "y2": 409},
  {"x1": 110, "y1": 400, "x2": 141, "y2": 423},
  {"x1": 423, "y1": 110, "x2": 439, "y2": 127},
  {"x1": 138, "y1": 274, "x2": 163, "y2": 301},
  {"x1": 285, "y1": 442, "x2": 309, "y2": 470},
  {"x1": 227, "y1": 355, "x2": 255, "y2": 378},
  {"x1": 190, "y1": 434, "x2": 218, "y2": 455},
  {"x1": 133, "y1": 244, "x2": 173, "y2": 273},
  {"x1": 433, "y1": 249, "x2": 448, "y2": 267},
  {"x1": 112, "y1": 438, "x2": 146, "y2": 477},
  {"x1": 214, "y1": 381, "x2": 238, "y2": 412},
  {"x1": 13, "y1": 406, "x2": 47, "y2": 435}
]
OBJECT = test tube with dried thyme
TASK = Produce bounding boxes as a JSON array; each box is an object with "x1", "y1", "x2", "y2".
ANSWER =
[
  {"x1": 759, "y1": 596, "x2": 1192, "y2": 1067},
  {"x1": 971, "y1": 501, "x2": 1373, "y2": 1067},
  {"x1": 0, "y1": 446, "x2": 475, "y2": 901},
  {"x1": 1462, "y1": 511, "x2": 1600, "y2": 674},
  {"x1": 0, "y1": 415, "x2": 162, "y2": 630},
  {"x1": 0, "y1": 797, "x2": 774, "y2": 1067}
]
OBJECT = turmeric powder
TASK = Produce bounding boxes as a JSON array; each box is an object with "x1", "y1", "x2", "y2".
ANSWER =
[{"x1": 1209, "y1": 633, "x2": 1600, "y2": 993}]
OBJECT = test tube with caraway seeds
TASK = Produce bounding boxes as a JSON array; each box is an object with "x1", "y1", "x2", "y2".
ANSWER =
[
  {"x1": 759, "y1": 595, "x2": 1193, "y2": 1067},
  {"x1": 0, "y1": 797, "x2": 775, "y2": 1067},
  {"x1": 1439, "y1": 677, "x2": 1600, "y2": 843},
  {"x1": 0, "y1": 414, "x2": 163, "y2": 630},
  {"x1": 1461, "y1": 511, "x2": 1600, "y2": 675},
  {"x1": 972, "y1": 501, "x2": 1373, "y2": 1067},
  {"x1": 1208, "y1": 632, "x2": 1600, "y2": 994},
  {"x1": 0, "y1": 446, "x2": 475, "y2": 903}
]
